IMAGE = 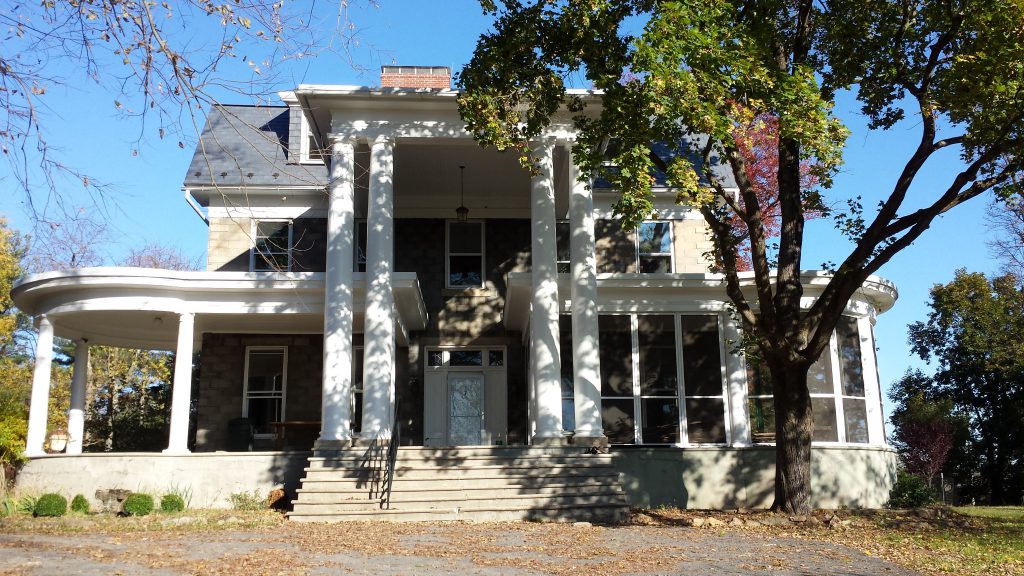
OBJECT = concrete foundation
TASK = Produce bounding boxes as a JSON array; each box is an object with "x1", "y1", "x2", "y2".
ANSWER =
[{"x1": 15, "y1": 445, "x2": 897, "y2": 510}]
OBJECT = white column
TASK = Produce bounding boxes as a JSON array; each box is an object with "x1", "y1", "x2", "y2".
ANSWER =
[
  {"x1": 860, "y1": 315, "x2": 885, "y2": 445},
  {"x1": 67, "y1": 340, "x2": 89, "y2": 455},
  {"x1": 25, "y1": 316, "x2": 54, "y2": 457},
  {"x1": 722, "y1": 316, "x2": 752, "y2": 446},
  {"x1": 320, "y1": 137, "x2": 357, "y2": 445},
  {"x1": 361, "y1": 136, "x2": 396, "y2": 441},
  {"x1": 567, "y1": 153, "x2": 604, "y2": 443},
  {"x1": 164, "y1": 312, "x2": 195, "y2": 454},
  {"x1": 530, "y1": 138, "x2": 563, "y2": 443}
]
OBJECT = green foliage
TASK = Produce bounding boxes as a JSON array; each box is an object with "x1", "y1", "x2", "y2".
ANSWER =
[
  {"x1": 121, "y1": 493, "x2": 154, "y2": 517},
  {"x1": 888, "y1": 471, "x2": 937, "y2": 509},
  {"x1": 908, "y1": 270, "x2": 1024, "y2": 505},
  {"x1": 160, "y1": 493, "x2": 185, "y2": 513},
  {"x1": 84, "y1": 346, "x2": 174, "y2": 452},
  {"x1": 16, "y1": 495, "x2": 35, "y2": 515},
  {"x1": 70, "y1": 494, "x2": 90, "y2": 514},
  {"x1": 229, "y1": 490, "x2": 267, "y2": 511},
  {"x1": 0, "y1": 496, "x2": 16, "y2": 517},
  {"x1": 33, "y1": 493, "x2": 67, "y2": 517}
]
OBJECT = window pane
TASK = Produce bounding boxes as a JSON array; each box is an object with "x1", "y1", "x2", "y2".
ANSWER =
[
  {"x1": 599, "y1": 316, "x2": 633, "y2": 396},
  {"x1": 353, "y1": 391, "x2": 363, "y2": 434},
  {"x1": 557, "y1": 262, "x2": 571, "y2": 274},
  {"x1": 837, "y1": 317, "x2": 865, "y2": 397},
  {"x1": 812, "y1": 397, "x2": 838, "y2": 441},
  {"x1": 641, "y1": 398, "x2": 680, "y2": 444},
  {"x1": 247, "y1": 351, "x2": 284, "y2": 391},
  {"x1": 746, "y1": 358, "x2": 773, "y2": 396},
  {"x1": 807, "y1": 351, "x2": 833, "y2": 394},
  {"x1": 748, "y1": 397, "x2": 776, "y2": 443},
  {"x1": 488, "y1": 350, "x2": 504, "y2": 367},
  {"x1": 253, "y1": 251, "x2": 289, "y2": 272},
  {"x1": 355, "y1": 221, "x2": 367, "y2": 272},
  {"x1": 639, "y1": 256, "x2": 672, "y2": 273},
  {"x1": 257, "y1": 221, "x2": 289, "y2": 243},
  {"x1": 449, "y1": 351, "x2": 482, "y2": 366},
  {"x1": 448, "y1": 222, "x2": 481, "y2": 253},
  {"x1": 353, "y1": 353, "x2": 363, "y2": 433},
  {"x1": 843, "y1": 399, "x2": 868, "y2": 443},
  {"x1": 601, "y1": 399, "x2": 635, "y2": 444},
  {"x1": 685, "y1": 398, "x2": 726, "y2": 443},
  {"x1": 556, "y1": 221, "x2": 571, "y2": 264},
  {"x1": 449, "y1": 256, "x2": 483, "y2": 287},
  {"x1": 247, "y1": 397, "x2": 282, "y2": 435},
  {"x1": 562, "y1": 398, "x2": 575, "y2": 432},
  {"x1": 638, "y1": 222, "x2": 672, "y2": 254},
  {"x1": 682, "y1": 315, "x2": 722, "y2": 397},
  {"x1": 428, "y1": 351, "x2": 444, "y2": 367},
  {"x1": 638, "y1": 315, "x2": 677, "y2": 395}
]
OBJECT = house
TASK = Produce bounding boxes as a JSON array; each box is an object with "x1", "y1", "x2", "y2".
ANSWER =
[{"x1": 12, "y1": 66, "x2": 898, "y2": 518}]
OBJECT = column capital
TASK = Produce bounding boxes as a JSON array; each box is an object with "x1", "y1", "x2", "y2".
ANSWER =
[
  {"x1": 326, "y1": 133, "x2": 360, "y2": 147},
  {"x1": 368, "y1": 134, "x2": 396, "y2": 147},
  {"x1": 528, "y1": 135, "x2": 558, "y2": 153}
]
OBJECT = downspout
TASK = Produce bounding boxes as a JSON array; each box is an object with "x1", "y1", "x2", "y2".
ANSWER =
[{"x1": 183, "y1": 189, "x2": 210, "y2": 226}]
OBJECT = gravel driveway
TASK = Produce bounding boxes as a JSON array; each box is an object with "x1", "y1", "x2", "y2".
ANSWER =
[{"x1": 0, "y1": 520, "x2": 919, "y2": 575}]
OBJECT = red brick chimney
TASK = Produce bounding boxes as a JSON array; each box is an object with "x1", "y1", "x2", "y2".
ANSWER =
[{"x1": 380, "y1": 65, "x2": 452, "y2": 90}]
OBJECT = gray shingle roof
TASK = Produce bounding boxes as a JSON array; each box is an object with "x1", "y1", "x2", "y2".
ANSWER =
[{"x1": 182, "y1": 105, "x2": 328, "y2": 189}]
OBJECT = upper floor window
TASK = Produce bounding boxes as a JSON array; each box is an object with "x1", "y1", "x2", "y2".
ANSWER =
[
  {"x1": 252, "y1": 220, "x2": 292, "y2": 272},
  {"x1": 447, "y1": 220, "x2": 485, "y2": 288},
  {"x1": 299, "y1": 113, "x2": 325, "y2": 164},
  {"x1": 595, "y1": 219, "x2": 674, "y2": 273}
]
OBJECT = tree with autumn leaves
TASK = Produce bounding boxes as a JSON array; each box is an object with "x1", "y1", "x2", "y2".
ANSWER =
[{"x1": 458, "y1": 0, "x2": 1024, "y2": 513}]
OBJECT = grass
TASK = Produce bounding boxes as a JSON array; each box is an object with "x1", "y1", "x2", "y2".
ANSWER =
[{"x1": 895, "y1": 506, "x2": 1024, "y2": 574}]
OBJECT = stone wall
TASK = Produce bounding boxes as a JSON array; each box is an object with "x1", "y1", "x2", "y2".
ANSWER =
[
  {"x1": 672, "y1": 219, "x2": 715, "y2": 273},
  {"x1": 207, "y1": 217, "x2": 252, "y2": 271}
]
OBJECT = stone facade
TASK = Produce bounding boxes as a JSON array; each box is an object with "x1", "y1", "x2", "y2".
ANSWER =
[{"x1": 207, "y1": 217, "x2": 252, "y2": 271}]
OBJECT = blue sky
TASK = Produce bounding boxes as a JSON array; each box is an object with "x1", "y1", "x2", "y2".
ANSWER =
[{"x1": 0, "y1": 0, "x2": 1002, "y2": 414}]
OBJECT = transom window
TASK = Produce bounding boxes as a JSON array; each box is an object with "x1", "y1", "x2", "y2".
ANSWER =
[
  {"x1": 242, "y1": 347, "x2": 287, "y2": 437},
  {"x1": 446, "y1": 221, "x2": 485, "y2": 288},
  {"x1": 251, "y1": 220, "x2": 292, "y2": 272},
  {"x1": 426, "y1": 348, "x2": 505, "y2": 369}
]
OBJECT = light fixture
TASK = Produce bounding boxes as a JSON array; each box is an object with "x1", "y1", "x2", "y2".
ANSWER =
[{"x1": 456, "y1": 164, "x2": 469, "y2": 222}]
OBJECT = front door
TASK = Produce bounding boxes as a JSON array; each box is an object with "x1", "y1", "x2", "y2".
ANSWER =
[{"x1": 447, "y1": 373, "x2": 485, "y2": 445}]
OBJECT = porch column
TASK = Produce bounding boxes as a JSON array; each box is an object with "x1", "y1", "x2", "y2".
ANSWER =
[
  {"x1": 530, "y1": 137, "x2": 564, "y2": 443},
  {"x1": 25, "y1": 315, "x2": 54, "y2": 457},
  {"x1": 67, "y1": 339, "x2": 90, "y2": 455},
  {"x1": 320, "y1": 136, "x2": 357, "y2": 445},
  {"x1": 361, "y1": 136, "x2": 396, "y2": 441},
  {"x1": 567, "y1": 153, "x2": 604, "y2": 445},
  {"x1": 164, "y1": 312, "x2": 195, "y2": 454}
]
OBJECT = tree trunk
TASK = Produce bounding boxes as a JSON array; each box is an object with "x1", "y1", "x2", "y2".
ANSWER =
[{"x1": 770, "y1": 361, "x2": 815, "y2": 514}]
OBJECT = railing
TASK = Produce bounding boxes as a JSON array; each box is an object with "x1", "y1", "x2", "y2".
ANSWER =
[{"x1": 380, "y1": 398, "x2": 401, "y2": 510}]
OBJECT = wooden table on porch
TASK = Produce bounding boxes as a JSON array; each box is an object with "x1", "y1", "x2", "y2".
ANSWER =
[{"x1": 269, "y1": 421, "x2": 322, "y2": 450}]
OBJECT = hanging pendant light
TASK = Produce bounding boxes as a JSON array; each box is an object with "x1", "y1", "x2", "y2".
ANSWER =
[{"x1": 456, "y1": 164, "x2": 469, "y2": 222}]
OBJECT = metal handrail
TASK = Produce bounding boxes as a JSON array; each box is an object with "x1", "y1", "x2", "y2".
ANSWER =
[{"x1": 380, "y1": 397, "x2": 401, "y2": 509}]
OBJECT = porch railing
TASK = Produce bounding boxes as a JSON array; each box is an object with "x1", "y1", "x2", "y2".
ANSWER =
[
  {"x1": 364, "y1": 397, "x2": 401, "y2": 509},
  {"x1": 380, "y1": 397, "x2": 401, "y2": 510}
]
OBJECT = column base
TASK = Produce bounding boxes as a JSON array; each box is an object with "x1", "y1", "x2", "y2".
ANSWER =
[
  {"x1": 162, "y1": 447, "x2": 191, "y2": 455},
  {"x1": 567, "y1": 434, "x2": 608, "y2": 448},
  {"x1": 530, "y1": 435, "x2": 571, "y2": 447},
  {"x1": 352, "y1": 436, "x2": 391, "y2": 448},
  {"x1": 314, "y1": 438, "x2": 354, "y2": 451}
]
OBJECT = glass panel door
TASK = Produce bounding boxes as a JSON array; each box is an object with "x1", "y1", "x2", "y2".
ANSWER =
[{"x1": 448, "y1": 373, "x2": 485, "y2": 445}]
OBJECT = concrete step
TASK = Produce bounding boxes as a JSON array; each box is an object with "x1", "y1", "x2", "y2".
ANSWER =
[
  {"x1": 306, "y1": 454, "x2": 614, "y2": 469},
  {"x1": 288, "y1": 502, "x2": 629, "y2": 523},
  {"x1": 301, "y1": 463, "x2": 617, "y2": 480},
  {"x1": 296, "y1": 474, "x2": 620, "y2": 492},
  {"x1": 295, "y1": 483, "x2": 624, "y2": 503}
]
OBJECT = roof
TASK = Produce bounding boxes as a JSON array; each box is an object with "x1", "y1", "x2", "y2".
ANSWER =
[{"x1": 182, "y1": 105, "x2": 328, "y2": 190}]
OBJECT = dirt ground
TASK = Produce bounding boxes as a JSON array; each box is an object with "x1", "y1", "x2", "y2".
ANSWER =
[{"x1": 0, "y1": 519, "x2": 918, "y2": 576}]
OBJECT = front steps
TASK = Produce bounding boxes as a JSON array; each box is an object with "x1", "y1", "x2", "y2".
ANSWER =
[{"x1": 287, "y1": 446, "x2": 630, "y2": 523}]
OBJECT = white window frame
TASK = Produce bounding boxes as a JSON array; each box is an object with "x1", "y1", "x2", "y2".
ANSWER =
[
  {"x1": 299, "y1": 112, "x2": 325, "y2": 165},
  {"x1": 445, "y1": 220, "x2": 486, "y2": 289},
  {"x1": 241, "y1": 346, "x2": 288, "y2": 439},
  {"x1": 250, "y1": 219, "x2": 294, "y2": 272},
  {"x1": 675, "y1": 314, "x2": 730, "y2": 446},
  {"x1": 835, "y1": 316, "x2": 869, "y2": 444},
  {"x1": 636, "y1": 220, "x2": 675, "y2": 273}
]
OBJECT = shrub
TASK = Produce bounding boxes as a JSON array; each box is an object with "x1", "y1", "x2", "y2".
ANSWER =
[
  {"x1": 16, "y1": 495, "x2": 36, "y2": 515},
  {"x1": 0, "y1": 496, "x2": 16, "y2": 517},
  {"x1": 121, "y1": 493, "x2": 154, "y2": 516},
  {"x1": 34, "y1": 493, "x2": 67, "y2": 517},
  {"x1": 70, "y1": 494, "x2": 90, "y2": 514},
  {"x1": 888, "y1": 471, "x2": 937, "y2": 508},
  {"x1": 160, "y1": 493, "x2": 185, "y2": 513},
  {"x1": 228, "y1": 490, "x2": 266, "y2": 511}
]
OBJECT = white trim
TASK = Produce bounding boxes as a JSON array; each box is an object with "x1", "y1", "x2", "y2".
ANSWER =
[
  {"x1": 242, "y1": 346, "x2": 289, "y2": 439},
  {"x1": 445, "y1": 220, "x2": 486, "y2": 289},
  {"x1": 299, "y1": 112, "x2": 326, "y2": 165},
  {"x1": 208, "y1": 206, "x2": 327, "y2": 220}
]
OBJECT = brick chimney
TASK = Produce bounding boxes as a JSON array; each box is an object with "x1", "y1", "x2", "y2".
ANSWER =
[{"x1": 380, "y1": 65, "x2": 452, "y2": 90}]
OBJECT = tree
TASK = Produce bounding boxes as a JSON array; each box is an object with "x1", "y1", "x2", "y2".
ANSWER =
[
  {"x1": 0, "y1": 219, "x2": 30, "y2": 487},
  {"x1": 908, "y1": 270, "x2": 1024, "y2": 504},
  {"x1": 457, "y1": 0, "x2": 1024, "y2": 512},
  {"x1": 1, "y1": 1, "x2": 373, "y2": 221},
  {"x1": 888, "y1": 369, "x2": 963, "y2": 488}
]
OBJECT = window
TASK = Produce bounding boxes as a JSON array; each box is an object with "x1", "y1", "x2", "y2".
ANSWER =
[
  {"x1": 559, "y1": 316, "x2": 575, "y2": 432},
  {"x1": 594, "y1": 220, "x2": 674, "y2": 273},
  {"x1": 744, "y1": 316, "x2": 871, "y2": 444},
  {"x1": 638, "y1": 315, "x2": 680, "y2": 443},
  {"x1": 353, "y1": 346, "x2": 363, "y2": 435},
  {"x1": 299, "y1": 113, "x2": 325, "y2": 164},
  {"x1": 355, "y1": 219, "x2": 367, "y2": 272},
  {"x1": 447, "y1": 221, "x2": 485, "y2": 288},
  {"x1": 680, "y1": 315, "x2": 727, "y2": 443},
  {"x1": 599, "y1": 315, "x2": 635, "y2": 443},
  {"x1": 252, "y1": 220, "x2": 292, "y2": 272},
  {"x1": 555, "y1": 221, "x2": 571, "y2": 273},
  {"x1": 637, "y1": 221, "x2": 673, "y2": 272},
  {"x1": 243, "y1": 347, "x2": 287, "y2": 437}
]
